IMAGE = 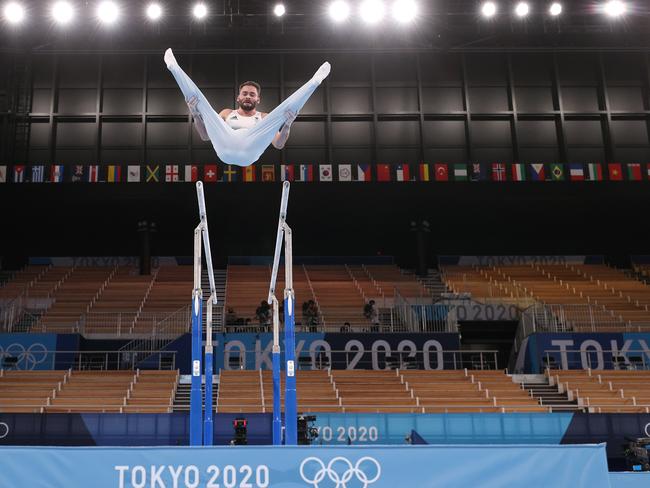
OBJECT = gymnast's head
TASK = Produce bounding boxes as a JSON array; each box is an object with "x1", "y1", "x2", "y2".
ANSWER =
[{"x1": 237, "y1": 81, "x2": 261, "y2": 112}]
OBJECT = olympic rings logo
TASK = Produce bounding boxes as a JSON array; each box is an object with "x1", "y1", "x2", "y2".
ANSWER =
[
  {"x1": 300, "y1": 456, "x2": 381, "y2": 488},
  {"x1": 0, "y1": 343, "x2": 49, "y2": 370},
  {"x1": 644, "y1": 423, "x2": 650, "y2": 437},
  {"x1": 0, "y1": 422, "x2": 9, "y2": 440}
]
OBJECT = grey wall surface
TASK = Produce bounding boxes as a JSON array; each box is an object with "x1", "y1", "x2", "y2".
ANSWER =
[{"x1": 12, "y1": 50, "x2": 650, "y2": 166}]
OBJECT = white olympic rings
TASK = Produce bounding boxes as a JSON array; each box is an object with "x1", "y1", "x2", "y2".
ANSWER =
[
  {"x1": 0, "y1": 342, "x2": 49, "y2": 370},
  {"x1": 300, "y1": 456, "x2": 381, "y2": 488}
]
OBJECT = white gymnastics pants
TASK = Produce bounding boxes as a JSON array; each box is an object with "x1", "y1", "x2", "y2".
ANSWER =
[{"x1": 166, "y1": 54, "x2": 329, "y2": 167}]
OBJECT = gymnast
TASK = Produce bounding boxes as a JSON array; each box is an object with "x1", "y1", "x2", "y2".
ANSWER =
[{"x1": 164, "y1": 48, "x2": 330, "y2": 167}]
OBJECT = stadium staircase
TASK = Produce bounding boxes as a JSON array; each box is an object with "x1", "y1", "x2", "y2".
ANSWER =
[
  {"x1": 419, "y1": 269, "x2": 450, "y2": 298},
  {"x1": 173, "y1": 380, "x2": 219, "y2": 413},
  {"x1": 523, "y1": 378, "x2": 583, "y2": 412},
  {"x1": 202, "y1": 268, "x2": 226, "y2": 332}
]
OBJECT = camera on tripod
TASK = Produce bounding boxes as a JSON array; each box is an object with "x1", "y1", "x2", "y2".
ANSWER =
[
  {"x1": 297, "y1": 415, "x2": 319, "y2": 445},
  {"x1": 231, "y1": 417, "x2": 248, "y2": 446},
  {"x1": 623, "y1": 437, "x2": 650, "y2": 471}
]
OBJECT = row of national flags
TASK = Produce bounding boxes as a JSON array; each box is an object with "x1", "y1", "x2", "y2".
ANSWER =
[{"x1": 1, "y1": 162, "x2": 650, "y2": 183}]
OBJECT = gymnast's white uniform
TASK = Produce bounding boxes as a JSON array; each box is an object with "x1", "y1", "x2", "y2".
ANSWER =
[
  {"x1": 225, "y1": 111, "x2": 263, "y2": 130},
  {"x1": 164, "y1": 48, "x2": 330, "y2": 167}
]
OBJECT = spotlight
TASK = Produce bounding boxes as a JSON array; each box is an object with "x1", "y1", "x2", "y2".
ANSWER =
[
  {"x1": 603, "y1": 0, "x2": 626, "y2": 17},
  {"x1": 481, "y1": 1, "x2": 497, "y2": 17},
  {"x1": 549, "y1": 2, "x2": 562, "y2": 15},
  {"x1": 97, "y1": 1, "x2": 119, "y2": 24},
  {"x1": 146, "y1": 3, "x2": 162, "y2": 20},
  {"x1": 52, "y1": 1, "x2": 74, "y2": 25},
  {"x1": 360, "y1": 0, "x2": 385, "y2": 24},
  {"x1": 328, "y1": 0, "x2": 350, "y2": 22},
  {"x1": 515, "y1": 1, "x2": 529, "y2": 17},
  {"x1": 273, "y1": 3, "x2": 285, "y2": 16},
  {"x1": 193, "y1": 2, "x2": 207, "y2": 19},
  {"x1": 3, "y1": 2, "x2": 25, "y2": 24},
  {"x1": 392, "y1": 0, "x2": 417, "y2": 23}
]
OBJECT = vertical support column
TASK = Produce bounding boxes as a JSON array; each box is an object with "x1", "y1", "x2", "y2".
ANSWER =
[
  {"x1": 190, "y1": 225, "x2": 203, "y2": 446},
  {"x1": 268, "y1": 181, "x2": 291, "y2": 444},
  {"x1": 283, "y1": 223, "x2": 297, "y2": 445},
  {"x1": 271, "y1": 295, "x2": 282, "y2": 445},
  {"x1": 204, "y1": 291, "x2": 215, "y2": 445}
]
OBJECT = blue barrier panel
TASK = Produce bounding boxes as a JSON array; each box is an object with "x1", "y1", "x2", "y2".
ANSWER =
[
  {"x1": 312, "y1": 413, "x2": 575, "y2": 445},
  {"x1": 0, "y1": 334, "x2": 58, "y2": 370},
  {"x1": 0, "y1": 444, "x2": 611, "y2": 488},
  {"x1": 609, "y1": 472, "x2": 650, "y2": 488},
  {"x1": 519, "y1": 333, "x2": 650, "y2": 373}
]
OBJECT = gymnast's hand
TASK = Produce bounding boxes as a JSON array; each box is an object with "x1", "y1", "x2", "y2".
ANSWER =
[
  {"x1": 284, "y1": 109, "x2": 297, "y2": 126},
  {"x1": 187, "y1": 96, "x2": 200, "y2": 116}
]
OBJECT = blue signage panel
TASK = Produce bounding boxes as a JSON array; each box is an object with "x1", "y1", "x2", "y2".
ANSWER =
[
  {"x1": 211, "y1": 333, "x2": 461, "y2": 371},
  {"x1": 0, "y1": 333, "x2": 58, "y2": 370},
  {"x1": 311, "y1": 412, "x2": 575, "y2": 446},
  {"x1": 0, "y1": 444, "x2": 610, "y2": 488},
  {"x1": 521, "y1": 333, "x2": 650, "y2": 373},
  {"x1": 609, "y1": 472, "x2": 650, "y2": 488}
]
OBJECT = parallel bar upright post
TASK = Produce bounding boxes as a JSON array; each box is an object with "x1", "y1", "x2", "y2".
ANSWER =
[
  {"x1": 271, "y1": 296, "x2": 282, "y2": 445},
  {"x1": 268, "y1": 181, "x2": 291, "y2": 446},
  {"x1": 190, "y1": 225, "x2": 203, "y2": 446},
  {"x1": 195, "y1": 181, "x2": 218, "y2": 446},
  {"x1": 204, "y1": 291, "x2": 215, "y2": 445},
  {"x1": 283, "y1": 222, "x2": 297, "y2": 445}
]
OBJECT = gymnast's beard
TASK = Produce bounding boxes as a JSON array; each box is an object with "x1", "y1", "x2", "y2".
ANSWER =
[{"x1": 238, "y1": 100, "x2": 257, "y2": 112}]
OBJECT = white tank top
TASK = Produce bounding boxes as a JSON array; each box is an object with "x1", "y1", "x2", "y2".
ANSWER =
[{"x1": 225, "y1": 110, "x2": 263, "y2": 130}]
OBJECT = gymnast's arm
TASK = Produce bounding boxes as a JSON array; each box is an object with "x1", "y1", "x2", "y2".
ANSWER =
[
  {"x1": 270, "y1": 109, "x2": 297, "y2": 150},
  {"x1": 186, "y1": 96, "x2": 211, "y2": 142}
]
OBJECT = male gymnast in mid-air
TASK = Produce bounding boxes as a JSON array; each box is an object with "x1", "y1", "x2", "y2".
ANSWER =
[{"x1": 164, "y1": 48, "x2": 330, "y2": 167}]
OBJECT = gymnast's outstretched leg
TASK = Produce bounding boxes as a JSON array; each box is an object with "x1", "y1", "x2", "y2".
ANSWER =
[
  {"x1": 243, "y1": 62, "x2": 331, "y2": 148},
  {"x1": 164, "y1": 49, "x2": 233, "y2": 146}
]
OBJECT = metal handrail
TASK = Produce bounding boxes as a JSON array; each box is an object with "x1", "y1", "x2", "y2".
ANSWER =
[
  {"x1": 219, "y1": 349, "x2": 500, "y2": 371},
  {"x1": 0, "y1": 349, "x2": 177, "y2": 371},
  {"x1": 541, "y1": 349, "x2": 650, "y2": 370}
]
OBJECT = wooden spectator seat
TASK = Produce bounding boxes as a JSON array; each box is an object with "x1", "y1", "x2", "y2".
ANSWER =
[
  {"x1": 0, "y1": 370, "x2": 66, "y2": 413},
  {"x1": 37, "y1": 267, "x2": 113, "y2": 333}
]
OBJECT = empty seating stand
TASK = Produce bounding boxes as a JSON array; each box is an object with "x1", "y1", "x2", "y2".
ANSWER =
[
  {"x1": 548, "y1": 369, "x2": 650, "y2": 413},
  {"x1": 0, "y1": 370, "x2": 178, "y2": 413},
  {"x1": 0, "y1": 370, "x2": 66, "y2": 413},
  {"x1": 215, "y1": 369, "x2": 548, "y2": 414},
  {"x1": 133, "y1": 266, "x2": 192, "y2": 335},
  {"x1": 38, "y1": 268, "x2": 113, "y2": 333},
  {"x1": 441, "y1": 262, "x2": 650, "y2": 332},
  {"x1": 403, "y1": 370, "x2": 547, "y2": 413},
  {"x1": 84, "y1": 267, "x2": 154, "y2": 335}
]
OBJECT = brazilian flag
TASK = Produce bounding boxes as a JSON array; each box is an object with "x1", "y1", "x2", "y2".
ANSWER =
[{"x1": 550, "y1": 163, "x2": 564, "y2": 181}]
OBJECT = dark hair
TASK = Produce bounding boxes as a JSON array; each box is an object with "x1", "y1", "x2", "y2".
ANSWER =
[{"x1": 239, "y1": 81, "x2": 261, "y2": 95}]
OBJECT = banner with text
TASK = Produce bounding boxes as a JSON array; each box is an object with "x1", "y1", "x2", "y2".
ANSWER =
[{"x1": 0, "y1": 444, "x2": 610, "y2": 488}]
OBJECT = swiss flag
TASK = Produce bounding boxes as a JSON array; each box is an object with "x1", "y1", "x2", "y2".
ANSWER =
[
  {"x1": 204, "y1": 164, "x2": 218, "y2": 182},
  {"x1": 434, "y1": 163, "x2": 449, "y2": 181},
  {"x1": 376, "y1": 164, "x2": 391, "y2": 182}
]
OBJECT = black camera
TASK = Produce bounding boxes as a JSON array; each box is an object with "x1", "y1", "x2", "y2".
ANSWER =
[
  {"x1": 297, "y1": 415, "x2": 319, "y2": 445},
  {"x1": 623, "y1": 437, "x2": 650, "y2": 471},
  {"x1": 231, "y1": 417, "x2": 248, "y2": 446}
]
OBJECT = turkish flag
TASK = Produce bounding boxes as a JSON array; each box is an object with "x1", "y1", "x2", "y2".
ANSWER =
[{"x1": 434, "y1": 163, "x2": 449, "y2": 181}]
